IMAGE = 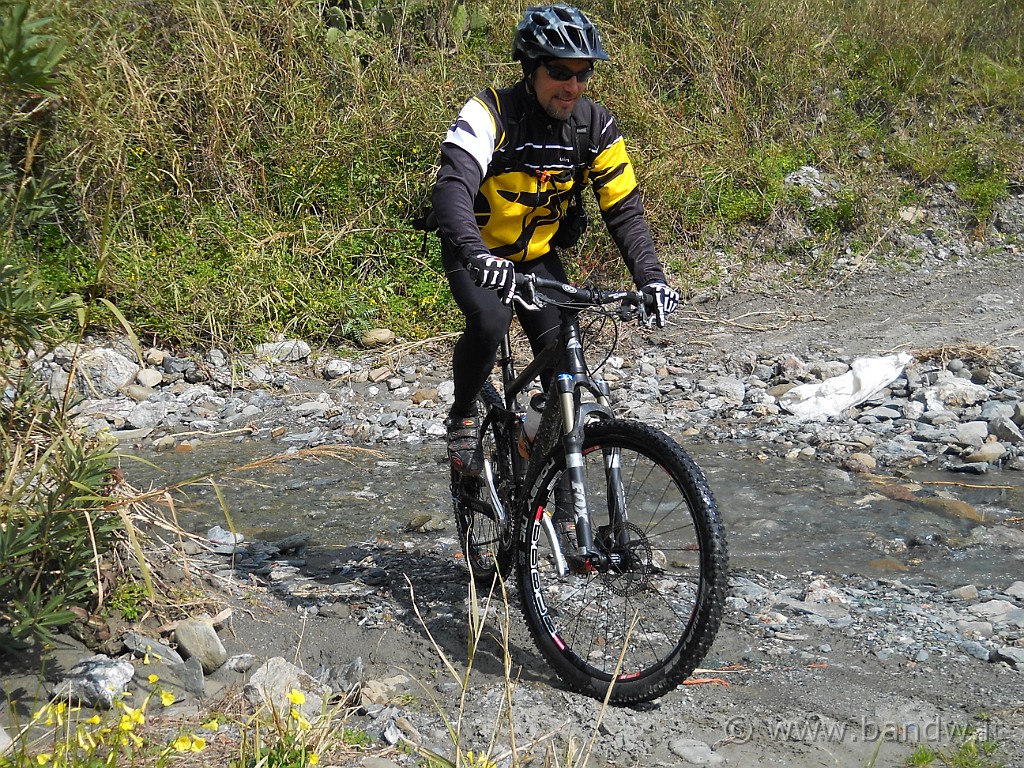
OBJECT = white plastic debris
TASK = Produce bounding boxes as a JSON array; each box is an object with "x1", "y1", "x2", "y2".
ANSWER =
[{"x1": 779, "y1": 353, "x2": 913, "y2": 421}]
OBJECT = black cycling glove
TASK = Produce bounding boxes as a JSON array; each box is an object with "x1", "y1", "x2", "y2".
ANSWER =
[
  {"x1": 466, "y1": 253, "x2": 516, "y2": 306},
  {"x1": 641, "y1": 282, "x2": 680, "y2": 328}
]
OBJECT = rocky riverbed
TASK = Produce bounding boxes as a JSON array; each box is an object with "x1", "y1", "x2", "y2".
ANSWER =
[
  {"x1": 4, "y1": 199, "x2": 1024, "y2": 767},
  {"x1": 33, "y1": 283, "x2": 1024, "y2": 478}
]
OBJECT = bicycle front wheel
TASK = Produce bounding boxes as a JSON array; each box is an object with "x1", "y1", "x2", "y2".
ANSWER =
[{"x1": 516, "y1": 419, "x2": 728, "y2": 705}]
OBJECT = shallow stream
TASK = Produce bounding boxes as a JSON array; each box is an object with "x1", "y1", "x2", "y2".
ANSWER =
[{"x1": 117, "y1": 434, "x2": 1024, "y2": 588}]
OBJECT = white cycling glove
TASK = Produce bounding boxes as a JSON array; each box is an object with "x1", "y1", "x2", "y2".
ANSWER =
[
  {"x1": 467, "y1": 254, "x2": 516, "y2": 306},
  {"x1": 641, "y1": 282, "x2": 680, "y2": 328}
]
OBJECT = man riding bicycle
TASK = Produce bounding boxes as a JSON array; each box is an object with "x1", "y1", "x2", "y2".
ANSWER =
[{"x1": 432, "y1": 3, "x2": 681, "y2": 476}]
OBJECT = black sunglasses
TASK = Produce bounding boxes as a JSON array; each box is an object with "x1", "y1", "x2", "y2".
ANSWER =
[{"x1": 542, "y1": 61, "x2": 595, "y2": 83}]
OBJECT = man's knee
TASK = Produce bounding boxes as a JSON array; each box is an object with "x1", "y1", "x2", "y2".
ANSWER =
[{"x1": 466, "y1": 309, "x2": 512, "y2": 347}]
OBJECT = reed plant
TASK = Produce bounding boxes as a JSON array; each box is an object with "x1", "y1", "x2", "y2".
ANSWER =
[
  {"x1": 0, "y1": 260, "x2": 119, "y2": 653},
  {"x1": 2, "y1": 0, "x2": 1022, "y2": 346}
]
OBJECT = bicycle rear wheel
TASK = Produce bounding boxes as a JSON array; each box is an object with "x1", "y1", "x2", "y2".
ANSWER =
[
  {"x1": 451, "y1": 382, "x2": 518, "y2": 586},
  {"x1": 516, "y1": 419, "x2": 728, "y2": 705}
]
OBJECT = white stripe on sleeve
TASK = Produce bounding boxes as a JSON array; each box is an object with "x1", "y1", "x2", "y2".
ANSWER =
[{"x1": 443, "y1": 98, "x2": 497, "y2": 176}]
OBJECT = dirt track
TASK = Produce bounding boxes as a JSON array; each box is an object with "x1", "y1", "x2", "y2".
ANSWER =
[
  {"x1": 221, "y1": 245, "x2": 1024, "y2": 768},
  {"x1": 3, "y1": 223, "x2": 1023, "y2": 768}
]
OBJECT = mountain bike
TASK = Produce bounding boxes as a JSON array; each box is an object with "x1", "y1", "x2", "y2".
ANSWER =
[{"x1": 449, "y1": 272, "x2": 728, "y2": 706}]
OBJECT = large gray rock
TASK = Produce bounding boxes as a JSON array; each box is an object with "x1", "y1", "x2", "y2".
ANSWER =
[
  {"x1": 360, "y1": 328, "x2": 396, "y2": 348},
  {"x1": 1004, "y1": 581, "x2": 1024, "y2": 600},
  {"x1": 968, "y1": 599, "x2": 1020, "y2": 623},
  {"x1": 126, "y1": 401, "x2": 171, "y2": 430},
  {"x1": 52, "y1": 654, "x2": 135, "y2": 708},
  {"x1": 72, "y1": 349, "x2": 139, "y2": 397},
  {"x1": 669, "y1": 737, "x2": 727, "y2": 766},
  {"x1": 173, "y1": 618, "x2": 227, "y2": 673},
  {"x1": 136, "y1": 368, "x2": 163, "y2": 388},
  {"x1": 955, "y1": 421, "x2": 989, "y2": 446},
  {"x1": 920, "y1": 379, "x2": 989, "y2": 410},
  {"x1": 963, "y1": 442, "x2": 1006, "y2": 464},
  {"x1": 123, "y1": 632, "x2": 184, "y2": 665},
  {"x1": 699, "y1": 375, "x2": 746, "y2": 402},
  {"x1": 244, "y1": 657, "x2": 331, "y2": 720},
  {"x1": 255, "y1": 340, "x2": 311, "y2": 363},
  {"x1": 995, "y1": 646, "x2": 1024, "y2": 668},
  {"x1": 989, "y1": 416, "x2": 1023, "y2": 444},
  {"x1": 169, "y1": 657, "x2": 206, "y2": 698}
]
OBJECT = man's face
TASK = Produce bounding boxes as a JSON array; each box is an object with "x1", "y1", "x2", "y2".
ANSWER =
[{"x1": 532, "y1": 59, "x2": 593, "y2": 121}]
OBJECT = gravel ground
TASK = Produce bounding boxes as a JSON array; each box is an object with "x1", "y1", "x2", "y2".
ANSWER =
[{"x1": 4, "y1": 193, "x2": 1024, "y2": 768}]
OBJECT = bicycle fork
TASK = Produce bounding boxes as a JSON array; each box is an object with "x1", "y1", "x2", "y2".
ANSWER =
[{"x1": 552, "y1": 373, "x2": 631, "y2": 574}]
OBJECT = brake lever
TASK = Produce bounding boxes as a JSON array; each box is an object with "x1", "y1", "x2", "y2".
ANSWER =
[
  {"x1": 513, "y1": 277, "x2": 543, "y2": 312},
  {"x1": 616, "y1": 294, "x2": 646, "y2": 324},
  {"x1": 640, "y1": 302, "x2": 655, "y2": 327}
]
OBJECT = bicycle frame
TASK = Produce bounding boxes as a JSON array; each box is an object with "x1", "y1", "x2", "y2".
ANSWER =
[{"x1": 485, "y1": 284, "x2": 633, "y2": 573}]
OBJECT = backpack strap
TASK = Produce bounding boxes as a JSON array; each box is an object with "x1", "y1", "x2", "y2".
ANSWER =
[
  {"x1": 569, "y1": 114, "x2": 589, "y2": 193},
  {"x1": 489, "y1": 89, "x2": 519, "y2": 178}
]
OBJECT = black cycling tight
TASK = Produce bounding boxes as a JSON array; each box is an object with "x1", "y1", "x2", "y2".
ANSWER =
[{"x1": 443, "y1": 249, "x2": 567, "y2": 418}]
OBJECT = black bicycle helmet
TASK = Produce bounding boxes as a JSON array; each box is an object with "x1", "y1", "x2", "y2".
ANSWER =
[{"x1": 512, "y1": 4, "x2": 609, "y2": 62}]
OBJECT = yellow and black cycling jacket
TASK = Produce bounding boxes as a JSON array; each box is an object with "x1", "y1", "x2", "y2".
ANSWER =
[{"x1": 432, "y1": 80, "x2": 666, "y2": 288}]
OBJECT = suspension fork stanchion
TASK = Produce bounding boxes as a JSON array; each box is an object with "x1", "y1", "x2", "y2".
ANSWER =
[
  {"x1": 595, "y1": 380, "x2": 629, "y2": 545},
  {"x1": 556, "y1": 372, "x2": 593, "y2": 555}
]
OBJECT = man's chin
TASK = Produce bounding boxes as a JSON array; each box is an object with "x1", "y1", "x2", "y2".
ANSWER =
[{"x1": 543, "y1": 102, "x2": 575, "y2": 121}]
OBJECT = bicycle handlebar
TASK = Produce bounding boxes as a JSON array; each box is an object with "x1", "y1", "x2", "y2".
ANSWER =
[{"x1": 514, "y1": 272, "x2": 656, "y2": 315}]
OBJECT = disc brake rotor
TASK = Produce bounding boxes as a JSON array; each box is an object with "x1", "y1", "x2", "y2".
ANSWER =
[{"x1": 599, "y1": 521, "x2": 654, "y2": 597}]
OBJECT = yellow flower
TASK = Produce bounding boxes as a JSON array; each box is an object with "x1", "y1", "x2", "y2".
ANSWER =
[
  {"x1": 35, "y1": 754, "x2": 51, "y2": 765},
  {"x1": 291, "y1": 709, "x2": 311, "y2": 731},
  {"x1": 286, "y1": 689, "x2": 306, "y2": 706},
  {"x1": 42, "y1": 701, "x2": 68, "y2": 727},
  {"x1": 465, "y1": 751, "x2": 497, "y2": 768},
  {"x1": 172, "y1": 736, "x2": 192, "y2": 752},
  {"x1": 160, "y1": 691, "x2": 175, "y2": 707},
  {"x1": 191, "y1": 737, "x2": 206, "y2": 752},
  {"x1": 118, "y1": 704, "x2": 144, "y2": 731},
  {"x1": 308, "y1": 754, "x2": 320, "y2": 765},
  {"x1": 148, "y1": 674, "x2": 159, "y2": 684},
  {"x1": 86, "y1": 715, "x2": 101, "y2": 725},
  {"x1": 201, "y1": 719, "x2": 219, "y2": 731},
  {"x1": 77, "y1": 728, "x2": 98, "y2": 750}
]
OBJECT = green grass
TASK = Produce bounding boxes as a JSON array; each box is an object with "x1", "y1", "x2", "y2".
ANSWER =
[
  {"x1": 906, "y1": 733, "x2": 1007, "y2": 767},
  {"x1": 2, "y1": 0, "x2": 1022, "y2": 346}
]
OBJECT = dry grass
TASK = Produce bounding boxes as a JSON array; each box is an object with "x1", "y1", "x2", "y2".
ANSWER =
[
  {"x1": 911, "y1": 343, "x2": 1005, "y2": 366},
  {"x1": 8, "y1": 0, "x2": 1022, "y2": 345}
]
